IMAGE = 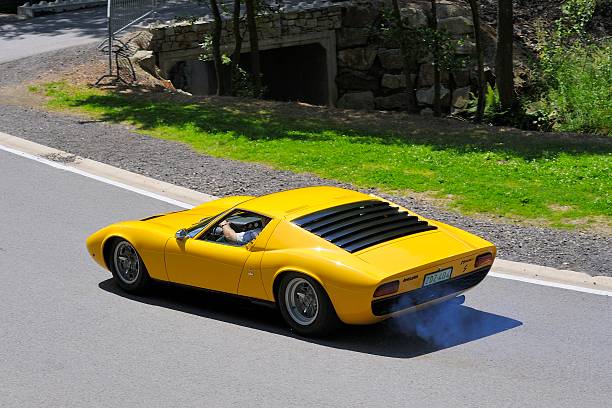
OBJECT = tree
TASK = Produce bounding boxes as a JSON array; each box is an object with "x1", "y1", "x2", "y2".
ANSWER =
[
  {"x1": 390, "y1": 0, "x2": 418, "y2": 112},
  {"x1": 496, "y1": 0, "x2": 514, "y2": 110},
  {"x1": 245, "y1": 0, "x2": 262, "y2": 96},
  {"x1": 229, "y1": 0, "x2": 243, "y2": 95},
  {"x1": 209, "y1": 0, "x2": 226, "y2": 95},
  {"x1": 466, "y1": 0, "x2": 485, "y2": 122},
  {"x1": 429, "y1": 0, "x2": 441, "y2": 116}
]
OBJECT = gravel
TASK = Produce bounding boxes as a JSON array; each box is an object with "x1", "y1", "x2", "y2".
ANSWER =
[{"x1": 0, "y1": 45, "x2": 610, "y2": 277}]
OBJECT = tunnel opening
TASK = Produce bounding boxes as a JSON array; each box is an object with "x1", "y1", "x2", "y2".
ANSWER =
[{"x1": 170, "y1": 42, "x2": 330, "y2": 106}]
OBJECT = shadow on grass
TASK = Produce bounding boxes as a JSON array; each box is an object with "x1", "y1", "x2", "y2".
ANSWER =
[
  {"x1": 99, "y1": 278, "x2": 522, "y2": 359},
  {"x1": 67, "y1": 90, "x2": 612, "y2": 160}
]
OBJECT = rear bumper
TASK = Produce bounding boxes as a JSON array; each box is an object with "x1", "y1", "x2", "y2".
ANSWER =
[{"x1": 371, "y1": 266, "x2": 491, "y2": 316}]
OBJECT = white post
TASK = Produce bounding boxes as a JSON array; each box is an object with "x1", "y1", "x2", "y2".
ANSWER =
[{"x1": 106, "y1": 0, "x2": 113, "y2": 76}]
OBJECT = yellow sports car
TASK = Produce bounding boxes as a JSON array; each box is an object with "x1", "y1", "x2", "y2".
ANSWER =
[{"x1": 86, "y1": 186, "x2": 495, "y2": 336}]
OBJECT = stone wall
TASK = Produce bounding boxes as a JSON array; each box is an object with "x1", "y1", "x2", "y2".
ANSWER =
[
  {"x1": 334, "y1": 0, "x2": 475, "y2": 113},
  {"x1": 149, "y1": 5, "x2": 343, "y2": 54},
  {"x1": 147, "y1": 0, "x2": 478, "y2": 113}
]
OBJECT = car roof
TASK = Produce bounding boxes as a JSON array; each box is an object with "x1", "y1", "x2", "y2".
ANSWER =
[{"x1": 239, "y1": 186, "x2": 373, "y2": 219}]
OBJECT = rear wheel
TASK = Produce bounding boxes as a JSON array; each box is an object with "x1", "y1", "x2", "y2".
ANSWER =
[
  {"x1": 109, "y1": 239, "x2": 150, "y2": 293},
  {"x1": 277, "y1": 273, "x2": 340, "y2": 337}
]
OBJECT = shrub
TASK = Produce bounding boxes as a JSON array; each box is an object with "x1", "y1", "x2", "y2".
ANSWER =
[
  {"x1": 532, "y1": 0, "x2": 611, "y2": 135},
  {"x1": 533, "y1": 40, "x2": 611, "y2": 135}
]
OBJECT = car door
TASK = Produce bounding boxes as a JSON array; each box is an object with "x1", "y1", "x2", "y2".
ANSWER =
[
  {"x1": 165, "y1": 238, "x2": 250, "y2": 293},
  {"x1": 164, "y1": 209, "x2": 269, "y2": 294}
]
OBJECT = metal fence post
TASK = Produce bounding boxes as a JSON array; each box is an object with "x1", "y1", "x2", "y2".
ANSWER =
[
  {"x1": 107, "y1": 0, "x2": 113, "y2": 76},
  {"x1": 96, "y1": 0, "x2": 161, "y2": 85}
]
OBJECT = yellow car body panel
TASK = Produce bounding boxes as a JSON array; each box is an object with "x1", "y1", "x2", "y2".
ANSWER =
[{"x1": 86, "y1": 186, "x2": 495, "y2": 325}]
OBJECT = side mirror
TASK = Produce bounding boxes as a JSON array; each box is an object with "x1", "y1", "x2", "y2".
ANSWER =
[{"x1": 175, "y1": 229, "x2": 188, "y2": 240}]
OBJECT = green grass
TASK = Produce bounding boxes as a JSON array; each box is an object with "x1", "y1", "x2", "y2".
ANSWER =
[{"x1": 39, "y1": 82, "x2": 612, "y2": 229}]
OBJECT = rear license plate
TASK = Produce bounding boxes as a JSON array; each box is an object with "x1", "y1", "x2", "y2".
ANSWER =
[{"x1": 423, "y1": 267, "x2": 453, "y2": 287}]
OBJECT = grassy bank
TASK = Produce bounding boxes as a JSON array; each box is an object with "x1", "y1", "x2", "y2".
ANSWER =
[
  {"x1": 36, "y1": 82, "x2": 611, "y2": 230},
  {"x1": 535, "y1": 39, "x2": 611, "y2": 135}
]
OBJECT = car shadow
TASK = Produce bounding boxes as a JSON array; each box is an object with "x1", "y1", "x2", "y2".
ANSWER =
[{"x1": 99, "y1": 278, "x2": 522, "y2": 359}]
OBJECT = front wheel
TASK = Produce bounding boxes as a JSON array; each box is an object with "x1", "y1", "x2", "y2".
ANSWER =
[
  {"x1": 109, "y1": 239, "x2": 150, "y2": 293},
  {"x1": 277, "y1": 273, "x2": 340, "y2": 337}
]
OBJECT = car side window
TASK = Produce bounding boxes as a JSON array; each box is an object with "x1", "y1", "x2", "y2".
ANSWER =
[{"x1": 200, "y1": 210, "x2": 270, "y2": 247}]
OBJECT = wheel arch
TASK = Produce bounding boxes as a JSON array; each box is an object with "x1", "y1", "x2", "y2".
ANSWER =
[
  {"x1": 271, "y1": 268, "x2": 326, "y2": 304},
  {"x1": 102, "y1": 235, "x2": 129, "y2": 270}
]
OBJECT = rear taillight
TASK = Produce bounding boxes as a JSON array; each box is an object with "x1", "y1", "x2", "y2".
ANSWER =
[
  {"x1": 373, "y1": 280, "x2": 399, "y2": 297},
  {"x1": 475, "y1": 252, "x2": 494, "y2": 268}
]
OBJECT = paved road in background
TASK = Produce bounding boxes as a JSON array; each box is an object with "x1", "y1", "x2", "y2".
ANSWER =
[
  {"x1": 0, "y1": 1, "x2": 210, "y2": 63},
  {"x1": 1, "y1": 148, "x2": 611, "y2": 407},
  {"x1": 0, "y1": 8, "x2": 107, "y2": 63}
]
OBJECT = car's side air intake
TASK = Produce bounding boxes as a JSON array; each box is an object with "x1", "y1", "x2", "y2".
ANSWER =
[{"x1": 292, "y1": 200, "x2": 437, "y2": 253}]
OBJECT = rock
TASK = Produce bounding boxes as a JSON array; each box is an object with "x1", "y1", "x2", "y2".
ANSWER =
[
  {"x1": 132, "y1": 31, "x2": 153, "y2": 50},
  {"x1": 416, "y1": 85, "x2": 450, "y2": 106},
  {"x1": 374, "y1": 92, "x2": 411, "y2": 110},
  {"x1": 381, "y1": 74, "x2": 406, "y2": 89},
  {"x1": 336, "y1": 71, "x2": 379, "y2": 91},
  {"x1": 417, "y1": 63, "x2": 449, "y2": 87},
  {"x1": 454, "y1": 41, "x2": 476, "y2": 55},
  {"x1": 420, "y1": 107, "x2": 434, "y2": 116},
  {"x1": 452, "y1": 69, "x2": 471, "y2": 87},
  {"x1": 438, "y1": 16, "x2": 473, "y2": 36},
  {"x1": 130, "y1": 50, "x2": 157, "y2": 77},
  {"x1": 402, "y1": 5, "x2": 428, "y2": 28},
  {"x1": 336, "y1": 27, "x2": 371, "y2": 49},
  {"x1": 484, "y1": 66, "x2": 496, "y2": 87},
  {"x1": 452, "y1": 86, "x2": 471, "y2": 109},
  {"x1": 342, "y1": 6, "x2": 379, "y2": 28},
  {"x1": 337, "y1": 46, "x2": 377, "y2": 71},
  {"x1": 378, "y1": 49, "x2": 403, "y2": 70},
  {"x1": 437, "y1": 1, "x2": 470, "y2": 19},
  {"x1": 337, "y1": 91, "x2": 375, "y2": 110}
]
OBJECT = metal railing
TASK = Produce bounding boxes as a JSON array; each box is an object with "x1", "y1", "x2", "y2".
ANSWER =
[{"x1": 96, "y1": 0, "x2": 162, "y2": 84}]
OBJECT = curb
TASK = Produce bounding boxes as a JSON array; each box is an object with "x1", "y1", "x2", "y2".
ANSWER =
[
  {"x1": 1, "y1": 132, "x2": 611, "y2": 294},
  {"x1": 491, "y1": 259, "x2": 612, "y2": 292}
]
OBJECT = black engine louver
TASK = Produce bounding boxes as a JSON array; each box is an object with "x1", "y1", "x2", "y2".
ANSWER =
[{"x1": 292, "y1": 200, "x2": 437, "y2": 253}]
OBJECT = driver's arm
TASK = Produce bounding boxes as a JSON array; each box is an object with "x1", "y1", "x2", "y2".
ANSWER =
[{"x1": 219, "y1": 221, "x2": 239, "y2": 243}]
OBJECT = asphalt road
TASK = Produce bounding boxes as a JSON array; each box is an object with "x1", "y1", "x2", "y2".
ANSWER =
[
  {"x1": 0, "y1": 8, "x2": 106, "y2": 64},
  {"x1": 0, "y1": 1, "x2": 210, "y2": 64},
  {"x1": 1, "y1": 149, "x2": 611, "y2": 407}
]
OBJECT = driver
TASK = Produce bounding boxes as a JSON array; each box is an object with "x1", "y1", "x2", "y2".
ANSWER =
[{"x1": 219, "y1": 218, "x2": 269, "y2": 245}]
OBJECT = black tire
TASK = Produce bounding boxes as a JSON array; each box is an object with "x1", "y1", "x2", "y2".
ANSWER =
[
  {"x1": 108, "y1": 239, "x2": 150, "y2": 293},
  {"x1": 277, "y1": 272, "x2": 340, "y2": 337}
]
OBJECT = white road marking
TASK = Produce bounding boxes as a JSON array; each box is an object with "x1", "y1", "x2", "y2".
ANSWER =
[
  {"x1": 489, "y1": 272, "x2": 612, "y2": 297},
  {"x1": 1, "y1": 141, "x2": 610, "y2": 297}
]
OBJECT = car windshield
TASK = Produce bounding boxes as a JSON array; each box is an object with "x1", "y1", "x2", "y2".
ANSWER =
[{"x1": 186, "y1": 217, "x2": 213, "y2": 238}]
